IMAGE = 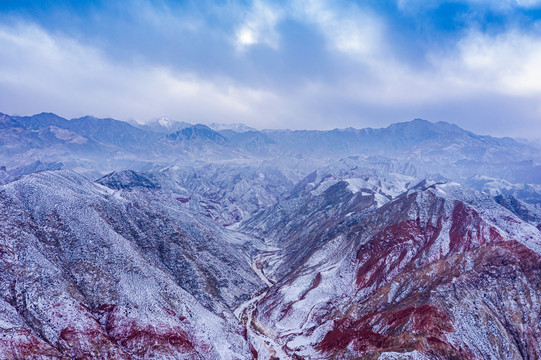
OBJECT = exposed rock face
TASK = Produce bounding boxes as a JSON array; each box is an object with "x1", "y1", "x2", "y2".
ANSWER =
[{"x1": 251, "y1": 183, "x2": 541, "y2": 359}]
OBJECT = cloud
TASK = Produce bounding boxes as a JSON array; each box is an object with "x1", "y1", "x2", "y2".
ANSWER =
[
  {"x1": 233, "y1": 0, "x2": 386, "y2": 59},
  {"x1": 1, "y1": 1, "x2": 541, "y2": 138},
  {"x1": 235, "y1": 0, "x2": 283, "y2": 50},
  {"x1": 293, "y1": 0, "x2": 385, "y2": 59},
  {"x1": 0, "y1": 22, "x2": 283, "y2": 126},
  {"x1": 445, "y1": 30, "x2": 541, "y2": 95}
]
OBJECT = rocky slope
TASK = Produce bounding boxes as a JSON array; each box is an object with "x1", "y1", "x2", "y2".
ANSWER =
[
  {"x1": 241, "y1": 164, "x2": 416, "y2": 281},
  {"x1": 1, "y1": 167, "x2": 540, "y2": 359},
  {"x1": 1, "y1": 112, "x2": 541, "y2": 359},
  {"x1": 0, "y1": 171, "x2": 265, "y2": 359},
  {"x1": 250, "y1": 182, "x2": 541, "y2": 359},
  {"x1": 97, "y1": 165, "x2": 293, "y2": 227}
]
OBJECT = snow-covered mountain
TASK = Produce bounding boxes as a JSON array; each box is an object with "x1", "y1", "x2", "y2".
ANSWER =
[
  {"x1": 249, "y1": 181, "x2": 541, "y2": 359},
  {"x1": 209, "y1": 122, "x2": 257, "y2": 133},
  {"x1": 0, "y1": 171, "x2": 263, "y2": 359},
  {"x1": 3, "y1": 112, "x2": 540, "y2": 189},
  {"x1": 139, "y1": 117, "x2": 193, "y2": 134},
  {"x1": 1, "y1": 111, "x2": 541, "y2": 359}
]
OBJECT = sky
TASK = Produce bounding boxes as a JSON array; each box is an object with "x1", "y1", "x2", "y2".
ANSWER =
[{"x1": 1, "y1": 0, "x2": 541, "y2": 137}]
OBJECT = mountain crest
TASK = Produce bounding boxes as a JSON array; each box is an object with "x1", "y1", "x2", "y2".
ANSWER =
[{"x1": 166, "y1": 124, "x2": 230, "y2": 144}]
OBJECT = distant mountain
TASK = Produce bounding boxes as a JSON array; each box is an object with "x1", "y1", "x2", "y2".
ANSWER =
[
  {"x1": 0, "y1": 113, "x2": 23, "y2": 129},
  {"x1": 2, "y1": 111, "x2": 540, "y2": 204},
  {"x1": 139, "y1": 116, "x2": 193, "y2": 134},
  {"x1": 165, "y1": 124, "x2": 230, "y2": 144},
  {"x1": 261, "y1": 118, "x2": 539, "y2": 164},
  {"x1": 0, "y1": 113, "x2": 108, "y2": 169},
  {"x1": 7, "y1": 113, "x2": 160, "y2": 150},
  {"x1": 219, "y1": 130, "x2": 277, "y2": 154},
  {"x1": 209, "y1": 122, "x2": 257, "y2": 133},
  {"x1": 13, "y1": 112, "x2": 70, "y2": 129},
  {"x1": 149, "y1": 124, "x2": 256, "y2": 162},
  {"x1": 67, "y1": 116, "x2": 161, "y2": 149},
  {"x1": 254, "y1": 119, "x2": 541, "y2": 186}
]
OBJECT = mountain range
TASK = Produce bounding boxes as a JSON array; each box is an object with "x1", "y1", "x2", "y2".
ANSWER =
[{"x1": 1, "y1": 111, "x2": 540, "y2": 359}]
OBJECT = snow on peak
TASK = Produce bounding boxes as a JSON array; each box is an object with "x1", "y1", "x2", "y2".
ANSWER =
[
  {"x1": 157, "y1": 116, "x2": 174, "y2": 128},
  {"x1": 208, "y1": 123, "x2": 257, "y2": 133}
]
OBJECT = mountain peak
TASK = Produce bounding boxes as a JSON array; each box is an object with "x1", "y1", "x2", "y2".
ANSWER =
[
  {"x1": 144, "y1": 117, "x2": 192, "y2": 133},
  {"x1": 157, "y1": 116, "x2": 174, "y2": 128},
  {"x1": 97, "y1": 170, "x2": 160, "y2": 190},
  {"x1": 166, "y1": 124, "x2": 230, "y2": 144},
  {"x1": 209, "y1": 122, "x2": 257, "y2": 133},
  {"x1": 36, "y1": 112, "x2": 64, "y2": 118},
  {"x1": 0, "y1": 113, "x2": 21, "y2": 129},
  {"x1": 411, "y1": 117, "x2": 431, "y2": 123}
]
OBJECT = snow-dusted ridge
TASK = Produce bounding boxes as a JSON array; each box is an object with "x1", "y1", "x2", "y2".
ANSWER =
[{"x1": 1, "y1": 111, "x2": 541, "y2": 359}]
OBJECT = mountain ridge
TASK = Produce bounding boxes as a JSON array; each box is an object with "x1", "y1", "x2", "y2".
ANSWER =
[
  {"x1": 2, "y1": 111, "x2": 540, "y2": 208},
  {"x1": 1, "y1": 111, "x2": 541, "y2": 358}
]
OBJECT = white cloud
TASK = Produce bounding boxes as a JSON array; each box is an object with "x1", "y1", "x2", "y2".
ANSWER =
[
  {"x1": 437, "y1": 30, "x2": 541, "y2": 95},
  {"x1": 293, "y1": 24, "x2": 541, "y2": 107},
  {"x1": 294, "y1": 0, "x2": 385, "y2": 59},
  {"x1": 2, "y1": 8, "x2": 541, "y2": 137},
  {"x1": 0, "y1": 23, "x2": 289, "y2": 126},
  {"x1": 235, "y1": 0, "x2": 283, "y2": 50},
  {"x1": 233, "y1": 0, "x2": 385, "y2": 58}
]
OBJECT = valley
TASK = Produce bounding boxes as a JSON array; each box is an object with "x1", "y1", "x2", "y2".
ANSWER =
[{"x1": 0, "y1": 112, "x2": 540, "y2": 359}]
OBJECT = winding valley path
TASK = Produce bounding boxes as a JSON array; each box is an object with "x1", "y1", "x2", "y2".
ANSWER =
[{"x1": 234, "y1": 255, "x2": 291, "y2": 360}]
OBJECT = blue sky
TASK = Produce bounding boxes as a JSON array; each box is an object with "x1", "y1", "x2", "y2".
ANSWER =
[{"x1": 1, "y1": 0, "x2": 541, "y2": 137}]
